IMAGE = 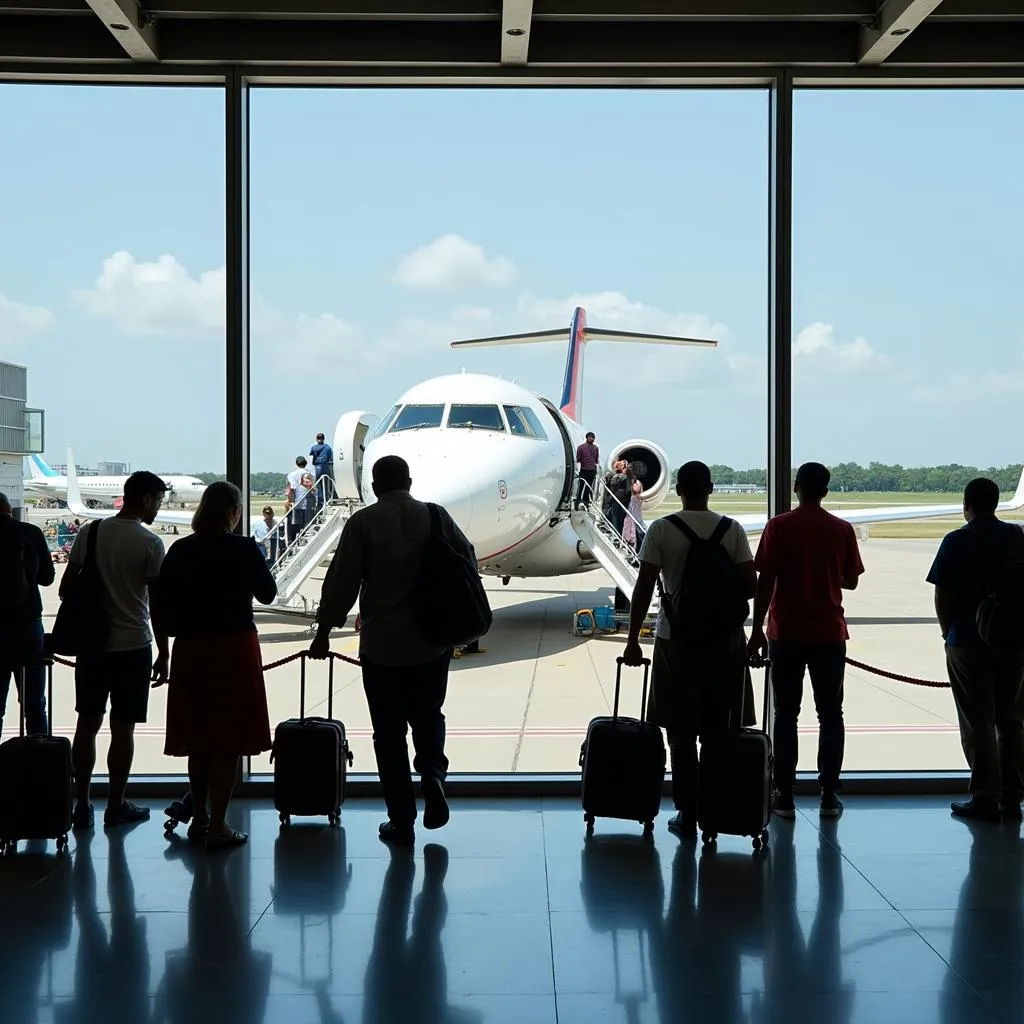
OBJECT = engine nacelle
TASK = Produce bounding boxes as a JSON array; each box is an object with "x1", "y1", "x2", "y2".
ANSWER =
[
  {"x1": 608, "y1": 438, "x2": 671, "y2": 511},
  {"x1": 332, "y1": 411, "x2": 379, "y2": 502}
]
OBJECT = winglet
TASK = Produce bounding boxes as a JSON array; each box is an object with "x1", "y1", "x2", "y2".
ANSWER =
[{"x1": 64, "y1": 447, "x2": 88, "y2": 516}]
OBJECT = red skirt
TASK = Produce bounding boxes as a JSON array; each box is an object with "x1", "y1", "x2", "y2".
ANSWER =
[{"x1": 164, "y1": 630, "x2": 272, "y2": 757}]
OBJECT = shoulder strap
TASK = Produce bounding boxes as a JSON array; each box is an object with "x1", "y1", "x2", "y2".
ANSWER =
[
  {"x1": 85, "y1": 519, "x2": 100, "y2": 567},
  {"x1": 710, "y1": 516, "x2": 733, "y2": 545},
  {"x1": 665, "y1": 514, "x2": 700, "y2": 544}
]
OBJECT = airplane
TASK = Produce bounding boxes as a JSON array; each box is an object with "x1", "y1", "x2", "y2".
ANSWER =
[
  {"x1": 64, "y1": 306, "x2": 1024, "y2": 585},
  {"x1": 25, "y1": 454, "x2": 207, "y2": 508}
]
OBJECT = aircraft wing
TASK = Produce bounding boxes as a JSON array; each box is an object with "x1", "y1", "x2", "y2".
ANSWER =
[
  {"x1": 725, "y1": 466, "x2": 1024, "y2": 534},
  {"x1": 64, "y1": 449, "x2": 262, "y2": 532}
]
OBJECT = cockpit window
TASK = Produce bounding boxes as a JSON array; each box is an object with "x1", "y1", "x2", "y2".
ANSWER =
[
  {"x1": 372, "y1": 404, "x2": 402, "y2": 439},
  {"x1": 447, "y1": 404, "x2": 505, "y2": 432},
  {"x1": 503, "y1": 405, "x2": 537, "y2": 438},
  {"x1": 519, "y1": 407, "x2": 548, "y2": 441},
  {"x1": 389, "y1": 404, "x2": 445, "y2": 432}
]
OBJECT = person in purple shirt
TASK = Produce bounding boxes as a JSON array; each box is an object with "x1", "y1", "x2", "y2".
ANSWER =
[{"x1": 575, "y1": 432, "x2": 600, "y2": 509}]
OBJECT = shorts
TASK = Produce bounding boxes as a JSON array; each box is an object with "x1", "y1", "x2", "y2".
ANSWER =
[{"x1": 75, "y1": 647, "x2": 153, "y2": 724}]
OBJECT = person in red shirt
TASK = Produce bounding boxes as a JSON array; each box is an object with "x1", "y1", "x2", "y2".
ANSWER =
[{"x1": 748, "y1": 462, "x2": 864, "y2": 819}]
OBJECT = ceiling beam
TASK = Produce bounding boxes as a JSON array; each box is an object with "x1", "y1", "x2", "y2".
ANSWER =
[
  {"x1": 501, "y1": 0, "x2": 533, "y2": 64},
  {"x1": 83, "y1": 0, "x2": 159, "y2": 60},
  {"x1": 858, "y1": 0, "x2": 942, "y2": 64}
]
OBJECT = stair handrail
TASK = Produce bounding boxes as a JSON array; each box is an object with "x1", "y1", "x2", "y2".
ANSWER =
[
  {"x1": 261, "y1": 475, "x2": 349, "y2": 573},
  {"x1": 575, "y1": 474, "x2": 644, "y2": 573}
]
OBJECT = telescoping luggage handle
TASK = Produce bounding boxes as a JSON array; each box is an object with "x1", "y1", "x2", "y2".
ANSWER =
[
  {"x1": 299, "y1": 652, "x2": 334, "y2": 721},
  {"x1": 17, "y1": 659, "x2": 55, "y2": 739},
  {"x1": 614, "y1": 656, "x2": 651, "y2": 723}
]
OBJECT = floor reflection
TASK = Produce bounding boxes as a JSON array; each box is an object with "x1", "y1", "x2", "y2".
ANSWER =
[{"x1": 0, "y1": 798, "x2": 1021, "y2": 1023}]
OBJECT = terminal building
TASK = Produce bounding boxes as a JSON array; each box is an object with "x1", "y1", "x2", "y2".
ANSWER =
[{"x1": 1, "y1": 5, "x2": 1022, "y2": 1024}]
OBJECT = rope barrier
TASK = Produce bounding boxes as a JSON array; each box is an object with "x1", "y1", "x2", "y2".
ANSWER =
[
  {"x1": 845, "y1": 656, "x2": 949, "y2": 689},
  {"x1": 50, "y1": 649, "x2": 362, "y2": 673}
]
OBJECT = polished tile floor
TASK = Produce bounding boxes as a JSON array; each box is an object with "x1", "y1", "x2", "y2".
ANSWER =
[{"x1": 0, "y1": 794, "x2": 1022, "y2": 1024}]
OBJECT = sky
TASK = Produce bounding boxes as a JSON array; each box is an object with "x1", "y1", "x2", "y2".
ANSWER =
[{"x1": 0, "y1": 85, "x2": 1022, "y2": 475}]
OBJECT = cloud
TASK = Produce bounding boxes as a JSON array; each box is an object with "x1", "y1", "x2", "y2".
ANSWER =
[
  {"x1": 911, "y1": 365, "x2": 1024, "y2": 406},
  {"x1": 516, "y1": 290, "x2": 754, "y2": 390},
  {"x1": 793, "y1": 322, "x2": 889, "y2": 375},
  {"x1": 0, "y1": 293, "x2": 55, "y2": 348},
  {"x1": 73, "y1": 251, "x2": 225, "y2": 340},
  {"x1": 392, "y1": 235, "x2": 517, "y2": 290}
]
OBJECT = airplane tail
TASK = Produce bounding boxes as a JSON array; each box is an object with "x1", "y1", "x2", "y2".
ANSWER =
[
  {"x1": 28, "y1": 454, "x2": 57, "y2": 480},
  {"x1": 450, "y1": 306, "x2": 717, "y2": 424},
  {"x1": 65, "y1": 448, "x2": 85, "y2": 512},
  {"x1": 1005, "y1": 464, "x2": 1024, "y2": 510}
]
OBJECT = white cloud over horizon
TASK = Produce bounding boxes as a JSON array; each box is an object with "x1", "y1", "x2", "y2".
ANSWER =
[
  {"x1": 793, "y1": 321, "x2": 889, "y2": 375},
  {"x1": 0, "y1": 292, "x2": 56, "y2": 350},
  {"x1": 392, "y1": 234, "x2": 518, "y2": 290}
]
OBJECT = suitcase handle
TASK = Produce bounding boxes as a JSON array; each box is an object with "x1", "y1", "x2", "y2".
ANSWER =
[
  {"x1": 614, "y1": 656, "x2": 651, "y2": 723},
  {"x1": 17, "y1": 659, "x2": 54, "y2": 739},
  {"x1": 299, "y1": 651, "x2": 335, "y2": 720}
]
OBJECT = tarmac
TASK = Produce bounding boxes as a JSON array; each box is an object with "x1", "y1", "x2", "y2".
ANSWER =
[{"x1": 14, "y1": 518, "x2": 965, "y2": 779}]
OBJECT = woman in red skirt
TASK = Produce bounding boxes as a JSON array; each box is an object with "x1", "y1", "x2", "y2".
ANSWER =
[{"x1": 156, "y1": 481, "x2": 277, "y2": 849}]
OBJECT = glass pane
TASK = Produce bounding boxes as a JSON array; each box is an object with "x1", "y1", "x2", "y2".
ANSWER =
[
  {"x1": 793, "y1": 89, "x2": 1024, "y2": 774},
  {"x1": 391, "y1": 404, "x2": 445, "y2": 432},
  {"x1": 247, "y1": 87, "x2": 768, "y2": 778},
  {"x1": 371, "y1": 404, "x2": 402, "y2": 438},
  {"x1": 0, "y1": 85, "x2": 225, "y2": 776},
  {"x1": 448, "y1": 404, "x2": 505, "y2": 432},
  {"x1": 503, "y1": 405, "x2": 530, "y2": 437}
]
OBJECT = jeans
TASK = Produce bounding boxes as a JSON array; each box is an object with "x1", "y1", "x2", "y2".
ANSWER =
[
  {"x1": 362, "y1": 651, "x2": 452, "y2": 826},
  {"x1": 769, "y1": 640, "x2": 847, "y2": 795},
  {"x1": 315, "y1": 465, "x2": 335, "y2": 503},
  {"x1": 945, "y1": 645, "x2": 1024, "y2": 804},
  {"x1": 0, "y1": 619, "x2": 48, "y2": 737},
  {"x1": 575, "y1": 469, "x2": 596, "y2": 508}
]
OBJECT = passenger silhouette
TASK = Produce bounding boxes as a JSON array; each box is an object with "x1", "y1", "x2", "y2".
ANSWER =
[
  {"x1": 55, "y1": 829, "x2": 149, "y2": 1024},
  {"x1": 362, "y1": 844, "x2": 482, "y2": 1024}
]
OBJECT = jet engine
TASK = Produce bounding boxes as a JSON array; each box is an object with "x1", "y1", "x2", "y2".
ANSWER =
[{"x1": 607, "y1": 438, "x2": 671, "y2": 511}]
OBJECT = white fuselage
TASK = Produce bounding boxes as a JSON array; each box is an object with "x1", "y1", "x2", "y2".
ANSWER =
[
  {"x1": 25, "y1": 473, "x2": 207, "y2": 507},
  {"x1": 356, "y1": 373, "x2": 593, "y2": 578}
]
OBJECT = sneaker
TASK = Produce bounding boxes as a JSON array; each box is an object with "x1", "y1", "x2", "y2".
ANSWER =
[
  {"x1": 819, "y1": 793, "x2": 844, "y2": 818},
  {"x1": 104, "y1": 801, "x2": 152, "y2": 828},
  {"x1": 772, "y1": 793, "x2": 796, "y2": 819},
  {"x1": 667, "y1": 812, "x2": 697, "y2": 841},
  {"x1": 378, "y1": 820, "x2": 415, "y2": 847},
  {"x1": 72, "y1": 803, "x2": 95, "y2": 831},
  {"x1": 951, "y1": 798, "x2": 1000, "y2": 823},
  {"x1": 421, "y1": 777, "x2": 450, "y2": 831}
]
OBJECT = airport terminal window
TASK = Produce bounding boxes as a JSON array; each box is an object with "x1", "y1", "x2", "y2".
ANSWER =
[
  {"x1": 389, "y1": 404, "x2": 445, "y2": 432},
  {"x1": 371, "y1": 404, "x2": 402, "y2": 439},
  {"x1": 447, "y1": 405, "x2": 505, "y2": 432}
]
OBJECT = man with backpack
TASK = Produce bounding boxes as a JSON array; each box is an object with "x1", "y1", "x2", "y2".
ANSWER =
[
  {"x1": 748, "y1": 462, "x2": 864, "y2": 820},
  {"x1": 310, "y1": 455, "x2": 486, "y2": 847},
  {"x1": 926, "y1": 477, "x2": 1024, "y2": 822},
  {"x1": 623, "y1": 461, "x2": 756, "y2": 840},
  {"x1": 0, "y1": 493, "x2": 55, "y2": 737}
]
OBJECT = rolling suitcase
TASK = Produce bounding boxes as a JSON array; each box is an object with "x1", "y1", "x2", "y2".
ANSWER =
[
  {"x1": 580, "y1": 657, "x2": 666, "y2": 836},
  {"x1": 697, "y1": 660, "x2": 773, "y2": 852},
  {"x1": 0, "y1": 661, "x2": 73, "y2": 854},
  {"x1": 271, "y1": 652, "x2": 353, "y2": 827}
]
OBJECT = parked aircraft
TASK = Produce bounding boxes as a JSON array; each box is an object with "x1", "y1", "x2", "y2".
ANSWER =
[
  {"x1": 65, "y1": 306, "x2": 1024, "y2": 584},
  {"x1": 25, "y1": 454, "x2": 206, "y2": 508}
]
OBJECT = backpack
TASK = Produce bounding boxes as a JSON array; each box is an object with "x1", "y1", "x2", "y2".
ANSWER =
[
  {"x1": 417, "y1": 503, "x2": 493, "y2": 649},
  {"x1": 975, "y1": 526, "x2": 1024, "y2": 650},
  {"x1": 662, "y1": 515, "x2": 750, "y2": 645},
  {"x1": 0, "y1": 522, "x2": 36, "y2": 621}
]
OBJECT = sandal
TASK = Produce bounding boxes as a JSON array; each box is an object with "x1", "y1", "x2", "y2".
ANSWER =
[
  {"x1": 187, "y1": 820, "x2": 210, "y2": 842},
  {"x1": 205, "y1": 827, "x2": 248, "y2": 850}
]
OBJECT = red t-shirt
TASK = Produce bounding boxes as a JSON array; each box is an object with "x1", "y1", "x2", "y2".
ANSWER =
[{"x1": 754, "y1": 504, "x2": 865, "y2": 643}]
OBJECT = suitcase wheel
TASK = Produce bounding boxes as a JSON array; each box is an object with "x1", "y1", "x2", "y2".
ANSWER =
[
  {"x1": 702, "y1": 831, "x2": 718, "y2": 846},
  {"x1": 328, "y1": 810, "x2": 341, "y2": 827},
  {"x1": 279, "y1": 813, "x2": 291, "y2": 827},
  {"x1": 56, "y1": 835, "x2": 69, "y2": 854},
  {"x1": 583, "y1": 813, "x2": 594, "y2": 833},
  {"x1": 752, "y1": 829, "x2": 769, "y2": 853},
  {"x1": 642, "y1": 821, "x2": 655, "y2": 837}
]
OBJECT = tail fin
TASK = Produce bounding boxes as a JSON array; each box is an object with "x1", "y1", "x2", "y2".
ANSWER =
[
  {"x1": 1005, "y1": 464, "x2": 1024, "y2": 510},
  {"x1": 29, "y1": 454, "x2": 57, "y2": 479},
  {"x1": 65, "y1": 448, "x2": 85, "y2": 513},
  {"x1": 451, "y1": 306, "x2": 717, "y2": 425}
]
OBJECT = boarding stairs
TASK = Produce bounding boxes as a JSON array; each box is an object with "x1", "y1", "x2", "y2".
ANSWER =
[
  {"x1": 568, "y1": 477, "x2": 660, "y2": 621},
  {"x1": 262, "y1": 476, "x2": 359, "y2": 616}
]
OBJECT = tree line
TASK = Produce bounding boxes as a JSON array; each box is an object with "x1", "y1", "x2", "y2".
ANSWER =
[{"x1": 690, "y1": 463, "x2": 1024, "y2": 494}]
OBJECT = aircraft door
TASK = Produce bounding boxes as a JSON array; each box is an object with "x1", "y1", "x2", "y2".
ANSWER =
[{"x1": 332, "y1": 411, "x2": 380, "y2": 501}]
